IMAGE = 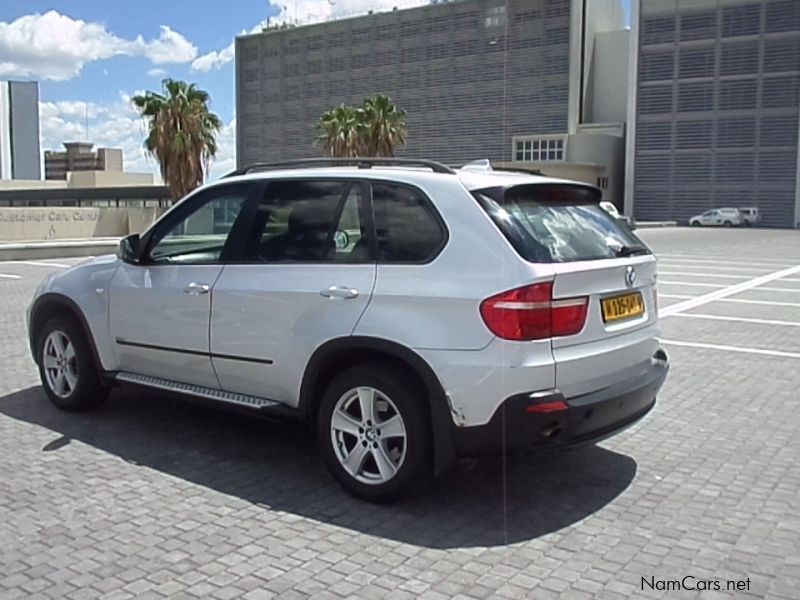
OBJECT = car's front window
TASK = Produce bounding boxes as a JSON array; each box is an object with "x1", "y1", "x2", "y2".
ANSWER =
[{"x1": 148, "y1": 185, "x2": 253, "y2": 264}]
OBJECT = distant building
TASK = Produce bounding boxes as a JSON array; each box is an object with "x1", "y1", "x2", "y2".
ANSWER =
[
  {"x1": 44, "y1": 142, "x2": 124, "y2": 181},
  {"x1": 627, "y1": 0, "x2": 800, "y2": 228},
  {"x1": 0, "y1": 80, "x2": 42, "y2": 180},
  {"x1": 236, "y1": 0, "x2": 630, "y2": 204}
]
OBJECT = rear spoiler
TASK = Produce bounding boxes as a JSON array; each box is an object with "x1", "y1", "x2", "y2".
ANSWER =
[{"x1": 473, "y1": 183, "x2": 603, "y2": 205}]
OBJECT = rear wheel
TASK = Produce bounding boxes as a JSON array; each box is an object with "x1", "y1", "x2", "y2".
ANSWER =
[
  {"x1": 317, "y1": 363, "x2": 431, "y2": 502},
  {"x1": 723, "y1": 220, "x2": 733, "y2": 227},
  {"x1": 37, "y1": 317, "x2": 108, "y2": 411}
]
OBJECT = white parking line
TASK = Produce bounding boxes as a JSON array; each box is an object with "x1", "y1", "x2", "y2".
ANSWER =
[
  {"x1": 659, "y1": 264, "x2": 800, "y2": 317},
  {"x1": 658, "y1": 271, "x2": 751, "y2": 279},
  {"x1": 14, "y1": 260, "x2": 72, "y2": 268},
  {"x1": 672, "y1": 313, "x2": 800, "y2": 327},
  {"x1": 755, "y1": 287, "x2": 800, "y2": 293},
  {"x1": 660, "y1": 294, "x2": 800, "y2": 307},
  {"x1": 0, "y1": 273, "x2": 22, "y2": 279},
  {"x1": 658, "y1": 263, "x2": 774, "y2": 274},
  {"x1": 659, "y1": 281, "x2": 728, "y2": 288},
  {"x1": 660, "y1": 339, "x2": 800, "y2": 359},
  {"x1": 656, "y1": 254, "x2": 795, "y2": 268}
]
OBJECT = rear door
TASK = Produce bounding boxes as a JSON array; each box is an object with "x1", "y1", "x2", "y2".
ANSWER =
[
  {"x1": 209, "y1": 178, "x2": 376, "y2": 405},
  {"x1": 473, "y1": 183, "x2": 660, "y2": 398}
]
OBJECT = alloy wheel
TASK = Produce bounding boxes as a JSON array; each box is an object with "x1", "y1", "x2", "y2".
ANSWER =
[
  {"x1": 43, "y1": 330, "x2": 78, "y2": 399},
  {"x1": 330, "y1": 386, "x2": 407, "y2": 485}
]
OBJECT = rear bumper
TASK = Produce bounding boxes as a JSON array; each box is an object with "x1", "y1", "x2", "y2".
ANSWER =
[{"x1": 452, "y1": 349, "x2": 668, "y2": 456}]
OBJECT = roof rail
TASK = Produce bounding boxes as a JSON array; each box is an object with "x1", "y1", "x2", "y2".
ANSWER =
[{"x1": 224, "y1": 157, "x2": 456, "y2": 177}]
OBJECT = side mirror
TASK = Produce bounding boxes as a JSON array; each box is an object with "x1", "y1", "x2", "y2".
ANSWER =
[{"x1": 117, "y1": 233, "x2": 142, "y2": 264}]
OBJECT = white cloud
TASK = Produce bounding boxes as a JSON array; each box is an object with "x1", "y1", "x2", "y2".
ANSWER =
[
  {"x1": 191, "y1": 42, "x2": 234, "y2": 72},
  {"x1": 191, "y1": 1, "x2": 428, "y2": 73},
  {"x1": 147, "y1": 67, "x2": 167, "y2": 77},
  {"x1": 142, "y1": 26, "x2": 197, "y2": 64},
  {"x1": 40, "y1": 96, "x2": 234, "y2": 184},
  {"x1": 0, "y1": 11, "x2": 197, "y2": 81},
  {"x1": 40, "y1": 95, "x2": 157, "y2": 176},
  {"x1": 209, "y1": 117, "x2": 236, "y2": 180}
]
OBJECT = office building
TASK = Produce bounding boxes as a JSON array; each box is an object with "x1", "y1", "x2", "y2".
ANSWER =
[
  {"x1": 627, "y1": 0, "x2": 800, "y2": 227},
  {"x1": 236, "y1": 0, "x2": 631, "y2": 203},
  {"x1": 44, "y1": 142, "x2": 124, "y2": 181},
  {"x1": 0, "y1": 80, "x2": 42, "y2": 180}
]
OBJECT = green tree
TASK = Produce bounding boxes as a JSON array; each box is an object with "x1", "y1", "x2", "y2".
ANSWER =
[
  {"x1": 317, "y1": 104, "x2": 364, "y2": 158},
  {"x1": 316, "y1": 95, "x2": 407, "y2": 158},
  {"x1": 360, "y1": 94, "x2": 407, "y2": 157},
  {"x1": 132, "y1": 79, "x2": 222, "y2": 200}
]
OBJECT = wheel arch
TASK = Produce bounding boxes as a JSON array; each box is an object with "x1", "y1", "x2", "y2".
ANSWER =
[
  {"x1": 300, "y1": 336, "x2": 457, "y2": 476},
  {"x1": 29, "y1": 293, "x2": 103, "y2": 371}
]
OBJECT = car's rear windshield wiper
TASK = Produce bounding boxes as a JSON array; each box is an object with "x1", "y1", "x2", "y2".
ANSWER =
[{"x1": 615, "y1": 243, "x2": 649, "y2": 257}]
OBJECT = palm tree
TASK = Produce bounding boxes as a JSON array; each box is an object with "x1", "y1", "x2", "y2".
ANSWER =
[
  {"x1": 132, "y1": 79, "x2": 222, "y2": 200},
  {"x1": 360, "y1": 95, "x2": 407, "y2": 157},
  {"x1": 317, "y1": 104, "x2": 364, "y2": 157},
  {"x1": 316, "y1": 95, "x2": 407, "y2": 158}
]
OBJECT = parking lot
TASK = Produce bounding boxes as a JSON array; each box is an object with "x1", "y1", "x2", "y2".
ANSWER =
[{"x1": 1, "y1": 227, "x2": 798, "y2": 600}]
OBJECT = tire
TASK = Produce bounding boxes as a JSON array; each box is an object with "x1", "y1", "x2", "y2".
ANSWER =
[
  {"x1": 723, "y1": 220, "x2": 733, "y2": 227},
  {"x1": 691, "y1": 221, "x2": 701, "y2": 227},
  {"x1": 37, "y1": 316, "x2": 109, "y2": 411},
  {"x1": 317, "y1": 362, "x2": 432, "y2": 502}
]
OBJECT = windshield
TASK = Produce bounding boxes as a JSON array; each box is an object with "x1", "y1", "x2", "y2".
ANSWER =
[{"x1": 474, "y1": 184, "x2": 649, "y2": 263}]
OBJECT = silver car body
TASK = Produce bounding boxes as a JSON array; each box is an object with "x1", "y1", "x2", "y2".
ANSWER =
[{"x1": 29, "y1": 167, "x2": 662, "y2": 432}]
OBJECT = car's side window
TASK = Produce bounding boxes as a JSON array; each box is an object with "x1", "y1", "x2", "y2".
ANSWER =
[
  {"x1": 148, "y1": 185, "x2": 252, "y2": 265},
  {"x1": 242, "y1": 180, "x2": 371, "y2": 263},
  {"x1": 371, "y1": 182, "x2": 445, "y2": 262}
]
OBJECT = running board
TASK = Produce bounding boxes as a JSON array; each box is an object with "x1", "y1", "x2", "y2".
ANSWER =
[{"x1": 115, "y1": 371, "x2": 280, "y2": 410}]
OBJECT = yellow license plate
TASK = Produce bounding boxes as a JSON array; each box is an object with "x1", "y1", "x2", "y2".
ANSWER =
[{"x1": 601, "y1": 292, "x2": 645, "y2": 323}]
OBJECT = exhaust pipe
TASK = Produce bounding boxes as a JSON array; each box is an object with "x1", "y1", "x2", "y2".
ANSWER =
[{"x1": 539, "y1": 424, "x2": 563, "y2": 440}]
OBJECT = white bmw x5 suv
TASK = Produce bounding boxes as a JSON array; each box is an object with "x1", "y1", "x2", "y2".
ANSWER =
[{"x1": 28, "y1": 158, "x2": 668, "y2": 501}]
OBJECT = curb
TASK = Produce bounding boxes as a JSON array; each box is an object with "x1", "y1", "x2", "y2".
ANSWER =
[
  {"x1": 0, "y1": 239, "x2": 120, "y2": 261},
  {"x1": 636, "y1": 222, "x2": 678, "y2": 229}
]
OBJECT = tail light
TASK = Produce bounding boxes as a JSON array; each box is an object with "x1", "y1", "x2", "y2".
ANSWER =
[{"x1": 479, "y1": 281, "x2": 588, "y2": 341}]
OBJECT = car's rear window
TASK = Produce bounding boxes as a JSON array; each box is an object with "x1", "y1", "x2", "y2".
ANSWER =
[{"x1": 473, "y1": 184, "x2": 650, "y2": 263}]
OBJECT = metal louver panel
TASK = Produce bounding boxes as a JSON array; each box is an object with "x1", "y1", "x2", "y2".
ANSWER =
[
  {"x1": 236, "y1": 0, "x2": 571, "y2": 167},
  {"x1": 634, "y1": 0, "x2": 800, "y2": 227}
]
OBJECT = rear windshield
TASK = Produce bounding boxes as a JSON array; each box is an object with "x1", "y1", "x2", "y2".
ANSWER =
[{"x1": 473, "y1": 184, "x2": 650, "y2": 263}]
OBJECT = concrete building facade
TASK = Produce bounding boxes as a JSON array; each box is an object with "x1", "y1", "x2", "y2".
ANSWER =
[
  {"x1": 0, "y1": 80, "x2": 42, "y2": 180},
  {"x1": 626, "y1": 0, "x2": 800, "y2": 227},
  {"x1": 236, "y1": 0, "x2": 630, "y2": 203},
  {"x1": 44, "y1": 142, "x2": 124, "y2": 181}
]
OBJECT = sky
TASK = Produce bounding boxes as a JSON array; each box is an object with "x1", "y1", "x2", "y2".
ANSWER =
[{"x1": 0, "y1": 0, "x2": 632, "y2": 181}]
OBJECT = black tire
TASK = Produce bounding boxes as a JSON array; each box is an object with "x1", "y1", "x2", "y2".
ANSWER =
[
  {"x1": 691, "y1": 221, "x2": 701, "y2": 227},
  {"x1": 317, "y1": 362, "x2": 432, "y2": 502},
  {"x1": 37, "y1": 316, "x2": 109, "y2": 411},
  {"x1": 723, "y1": 220, "x2": 733, "y2": 227}
]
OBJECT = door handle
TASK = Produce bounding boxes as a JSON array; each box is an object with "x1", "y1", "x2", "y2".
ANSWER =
[
  {"x1": 183, "y1": 282, "x2": 210, "y2": 295},
  {"x1": 320, "y1": 285, "x2": 359, "y2": 299}
]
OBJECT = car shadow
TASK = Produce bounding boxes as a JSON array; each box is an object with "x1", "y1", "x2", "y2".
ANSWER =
[{"x1": 0, "y1": 386, "x2": 638, "y2": 549}]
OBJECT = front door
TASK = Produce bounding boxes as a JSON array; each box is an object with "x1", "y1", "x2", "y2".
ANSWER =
[
  {"x1": 210, "y1": 179, "x2": 376, "y2": 404},
  {"x1": 109, "y1": 182, "x2": 256, "y2": 388}
]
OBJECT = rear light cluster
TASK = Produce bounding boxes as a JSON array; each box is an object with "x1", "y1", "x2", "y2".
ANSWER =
[{"x1": 479, "y1": 281, "x2": 588, "y2": 341}]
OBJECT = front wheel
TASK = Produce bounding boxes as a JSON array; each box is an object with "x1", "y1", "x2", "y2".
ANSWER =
[
  {"x1": 317, "y1": 363, "x2": 431, "y2": 502},
  {"x1": 723, "y1": 220, "x2": 733, "y2": 227},
  {"x1": 691, "y1": 221, "x2": 701, "y2": 227},
  {"x1": 37, "y1": 317, "x2": 108, "y2": 411}
]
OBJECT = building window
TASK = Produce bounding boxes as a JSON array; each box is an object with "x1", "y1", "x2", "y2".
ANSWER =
[
  {"x1": 513, "y1": 136, "x2": 565, "y2": 161},
  {"x1": 597, "y1": 176, "x2": 609, "y2": 190}
]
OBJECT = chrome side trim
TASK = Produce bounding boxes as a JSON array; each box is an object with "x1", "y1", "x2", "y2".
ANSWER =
[{"x1": 115, "y1": 371, "x2": 279, "y2": 410}]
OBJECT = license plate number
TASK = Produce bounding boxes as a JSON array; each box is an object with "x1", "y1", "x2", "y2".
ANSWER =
[{"x1": 601, "y1": 292, "x2": 644, "y2": 323}]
